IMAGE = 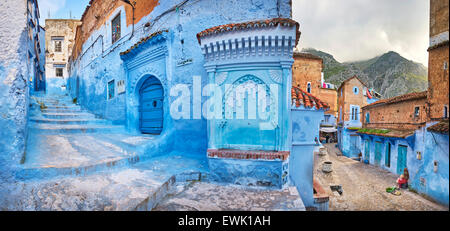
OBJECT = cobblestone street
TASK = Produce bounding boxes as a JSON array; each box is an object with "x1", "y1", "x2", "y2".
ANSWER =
[{"x1": 314, "y1": 143, "x2": 448, "y2": 211}]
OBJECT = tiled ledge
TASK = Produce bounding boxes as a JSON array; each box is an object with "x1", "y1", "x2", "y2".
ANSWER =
[{"x1": 207, "y1": 149, "x2": 290, "y2": 161}]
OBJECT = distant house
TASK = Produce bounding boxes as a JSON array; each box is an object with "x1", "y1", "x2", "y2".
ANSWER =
[
  {"x1": 336, "y1": 75, "x2": 380, "y2": 157},
  {"x1": 292, "y1": 52, "x2": 338, "y2": 142}
]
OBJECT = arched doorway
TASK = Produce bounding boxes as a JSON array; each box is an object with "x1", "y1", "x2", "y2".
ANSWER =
[{"x1": 139, "y1": 76, "x2": 163, "y2": 134}]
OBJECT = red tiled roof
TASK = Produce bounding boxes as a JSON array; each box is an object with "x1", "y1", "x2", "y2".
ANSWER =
[
  {"x1": 363, "y1": 91, "x2": 427, "y2": 109},
  {"x1": 120, "y1": 30, "x2": 168, "y2": 56},
  {"x1": 196, "y1": 18, "x2": 300, "y2": 45},
  {"x1": 427, "y1": 119, "x2": 449, "y2": 134},
  {"x1": 291, "y1": 86, "x2": 330, "y2": 110},
  {"x1": 337, "y1": 75, "x2": 368, "y2": 91}
]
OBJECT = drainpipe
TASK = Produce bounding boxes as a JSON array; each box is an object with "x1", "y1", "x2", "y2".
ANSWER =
[{"x1": 121, "y1": 0, "x2": 135, "y2": 39}]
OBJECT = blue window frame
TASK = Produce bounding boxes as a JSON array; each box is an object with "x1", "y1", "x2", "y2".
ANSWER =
[
  {"x1": 353, "y1": 86, "x2": 359, "y2": 95},
  {"x1": 350, "y1": 105, "x2": 360, "y2": 121},
  {"x1": 108, "y1": 79, "x2": 115, "y2": 100}
]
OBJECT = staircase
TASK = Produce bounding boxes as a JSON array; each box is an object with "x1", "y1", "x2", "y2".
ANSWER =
[{"x1": 18, "y1": 94, "x2": 153, "y2": 179}]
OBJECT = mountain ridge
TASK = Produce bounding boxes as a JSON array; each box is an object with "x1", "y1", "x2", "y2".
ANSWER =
[{"x1": 301, "y1": 48, "x2": 428, "y2": 99}]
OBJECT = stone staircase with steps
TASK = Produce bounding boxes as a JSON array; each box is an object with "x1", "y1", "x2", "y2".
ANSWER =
[{"x1": 18, "y1": 94, "x2": 155, "y2": 180}]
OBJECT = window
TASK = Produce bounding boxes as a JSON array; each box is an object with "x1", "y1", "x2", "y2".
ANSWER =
[
  {"x1": 324, "y1": 115, "x2": 330, "y2": 123},
  {"x1": 353, "y1": 86, "x2": 359, "y2": 95},
  {"x1": 350, "y1": 105, "x2": 359, "y2": 121},
  {"x1": 414, "y1": 106, "x2": 420, "y2": 118},
  {"x1": 108, "y1": 79, "x2": 115, "y2": 100},
  {"x1": 51, "y1": 36, "x2": 64, "y2": 52},
  {"x1": 444, "y1": 61, "x2": 448, "y2": 70},
  {"x1": 444, "y1": 105, "x2": 448, "y2": 119},
  {"x1": 365, "y1": 112, "x2": 370, "y2": 123},
  {"x1": 55, "y1": 68, "x2": 63, "y2": 77},
  {"x1": 111, "y1": 13, "x2": 121, "y2": 44},
  {"x1": 307, "y1": 82, "x2": 311, "y2": 93}
]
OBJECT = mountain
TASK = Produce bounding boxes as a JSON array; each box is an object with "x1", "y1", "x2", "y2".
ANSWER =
[{"x1": 301, "y1": 48, "x2": 428, "y2": 99}]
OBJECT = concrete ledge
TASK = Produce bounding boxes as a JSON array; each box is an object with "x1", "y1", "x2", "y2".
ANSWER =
[{"x1": 313, "y1": 179, "x2": 329, "y2": 211}]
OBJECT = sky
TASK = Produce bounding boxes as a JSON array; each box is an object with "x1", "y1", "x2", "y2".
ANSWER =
[
  {"x1": 38, "y1": 0, "x2": 90, "y2": 24},
  {"x1": 292, "y1": 0, "x2": 430, "y2": 66},
  {"x1": 38, "y1": 0, "x2": 430, "y2": 66}
]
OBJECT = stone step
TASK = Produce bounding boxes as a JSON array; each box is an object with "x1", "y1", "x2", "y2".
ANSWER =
[
  {"x1": 30, "y1": 117, "x2": 113, "y2": 125},
  {"x1": 42, "y1": 112, "x2": 97, "y2": 119},
  {"x1": 29, "y1": 123, "x2": 126, "y2": 134},
  {"x1": 44, "y1": 105, "x2": 81, "y2": 110},
  {"x1": 42, "y1": 108, "x2": 83, "y2": 113}
]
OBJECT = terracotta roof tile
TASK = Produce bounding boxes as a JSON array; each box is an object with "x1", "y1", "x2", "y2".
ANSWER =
[
  {"x1": 363, "y1": 91, "x2": 427, "y2": 109},
  {"x1": 291, "y1": 86, "x2": 330, "y2": 110},
  {"x1": 427, "y1": 119, "x2": 449, "y2": 134},
  {"x1": 120, "y1": 30, "x2": 168, "y2": 56},
  {"x1": 196, "y1": 18, "x2": 300, "y2": 45}
]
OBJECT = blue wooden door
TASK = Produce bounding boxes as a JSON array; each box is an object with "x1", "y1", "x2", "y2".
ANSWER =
[
  {"x1": 364, "y1": 140, "x2": 370, "y2": 163},
  {"x1": 375, "y1": 142, "x2": 382, "y2": 166},
  {"x1": 139, "y1": 77, "x2": 163, "y2": 134},
  {"x1": 397, "y1": 145, "x2": 407, "y2": 175}
]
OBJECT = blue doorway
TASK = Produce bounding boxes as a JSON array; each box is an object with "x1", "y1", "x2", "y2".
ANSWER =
[
  {"x1": 397, "y1": 145, "x2": 407, "y2": 175},
  {"x1": 139, "y1": 77, "x2": 163, "y2": 134}
]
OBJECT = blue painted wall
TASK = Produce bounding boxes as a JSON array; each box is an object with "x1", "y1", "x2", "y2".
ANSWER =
[
  {"x1": 67, "y1": 0, "x2": 292, "y2": 158},
  {"x1": 359, "y1": 126, "x2": 449, "y2": 207},
  {"x1": 290, "y1": 107, "x2": 324, "y2": 207},
  {"x1": 338, "y1": 127, "x2": 361, "y2": 158},
  {"x1": 413, "y1": 130, "x2": 449, "y2": 206}
]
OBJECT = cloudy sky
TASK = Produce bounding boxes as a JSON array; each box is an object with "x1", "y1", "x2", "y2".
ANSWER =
[
  {"x1": 293, "y1": 0, "x2": 430, "y2": 66},
  {"x1": 38, "y1": 0, "x2": 430, "y2": 66}
]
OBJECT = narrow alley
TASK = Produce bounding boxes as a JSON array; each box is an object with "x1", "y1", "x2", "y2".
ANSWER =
[{"x1": 314, "y1": 143, "x2": 448, "y2": 211}]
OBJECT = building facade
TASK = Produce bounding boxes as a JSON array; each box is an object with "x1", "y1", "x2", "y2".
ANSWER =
[
  {"x1": 0, "y1": 0, "x2": 44, "y2": 170},
  {"x1": 337, "y1": 75, "x2": 379, "y2": 157},
  {"x1": 355, "y1": 0, "x2": 449, "y2": 206},
  {"x1": 45, "y1": 19, "x2": 81, "y2": 95},
  {"x1": 292, "y1": 52, "x2": 338, "y2": 142},
  {"x1": 67, "y1": 0, "x2": 293, "y2": 168}
]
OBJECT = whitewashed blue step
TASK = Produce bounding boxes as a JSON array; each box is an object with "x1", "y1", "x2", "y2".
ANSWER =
[
  {"x1": 30, "y1": 117, "x2": 113, "y2": 125},
  {"x1": 29, "y1": 123, "x2": 126, "y2": 134},
  {"x1": 42, "y1": 112, "x2": 97, "y2": 119}
]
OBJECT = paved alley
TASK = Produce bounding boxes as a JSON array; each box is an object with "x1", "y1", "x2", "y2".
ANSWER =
[{"x1": 314, "y1": 143, "x2": 448, "y2": 211}]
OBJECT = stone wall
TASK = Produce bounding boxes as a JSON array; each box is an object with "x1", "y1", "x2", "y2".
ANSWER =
[
  {"x1": 362, "y1": 97, "x2": 428, "y2": 130},
  {"x1": 0, "y1": 0, "x2": 35, "y2": 170}
]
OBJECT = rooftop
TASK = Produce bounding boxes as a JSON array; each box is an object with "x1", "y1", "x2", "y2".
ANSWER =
[
  {"x1": 196, "y1": 18, "x2": 300, "y2": 45},
  {"x1": 120, "y1": 30, "x2": 168, "y2": 56},
  {"x1": 337, "y1": 75, "x2": 368, "y2": 91},
  {"x1": 291, "y1": 86, "x2": 330, "y2": 110},
  {"x1": 357, "y1": 128, "x2": 415, "y2": 138},
  {"x1": 293, "y1": 52, "x2": 323, "y2": 61},
  {"x1": 363, "y1": 91, "x2": 427, "y2": 109},
  {"x1": 427, "y1": 119, "x2": 449, "y2": 134}
]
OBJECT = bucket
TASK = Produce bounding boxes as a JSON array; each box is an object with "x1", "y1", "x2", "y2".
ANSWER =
[{"x1": 322, "y1": 161, "x2": 332, "y2": 173}]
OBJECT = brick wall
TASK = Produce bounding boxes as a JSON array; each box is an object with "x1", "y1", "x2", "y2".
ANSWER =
[
  {"x1": 428, "y1": 45, "x2": 449, "y2": 120},
  {"x1": 319, "y1": 87, "x2": 338, "y2": 116},
  {"x1": 362, "y1": 97, "x2": 428, "y2": 130},
  {"x1": 72, "y1": 0, "x2": 159, "y2": 60},
  {"x1": 430, "y1": 0, "x2": 449, "y2": 38},
  {"x1": 292, "y1": 55, "x2": 322, "y2": 96}
]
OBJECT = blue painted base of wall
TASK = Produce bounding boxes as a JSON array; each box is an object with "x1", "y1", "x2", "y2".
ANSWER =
[
  {"x1": 207, "y1": 157, "x2": 288, "y2": 188},
  {"x1": 412, "y1": 131, "x2": 449, "y2": 207}
]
